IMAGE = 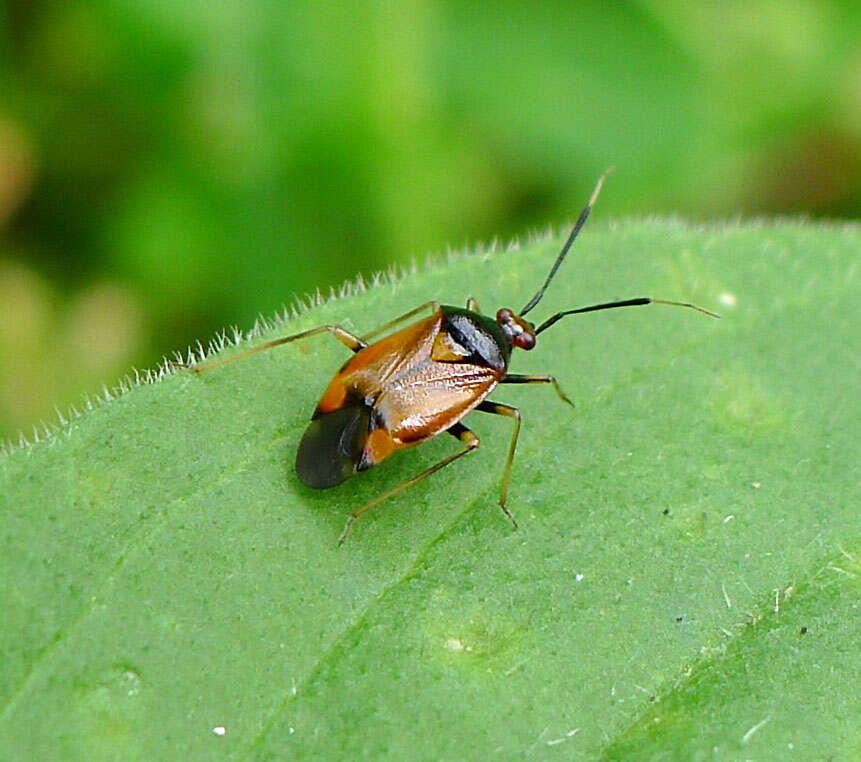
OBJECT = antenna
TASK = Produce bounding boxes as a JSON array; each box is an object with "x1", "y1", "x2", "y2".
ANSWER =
[
  {"x1": 534, "y1": 298, "x2": 720, "y2": 335},
  {"x1": 519, "y1": 167, "x2": 614, "y2": 317}
]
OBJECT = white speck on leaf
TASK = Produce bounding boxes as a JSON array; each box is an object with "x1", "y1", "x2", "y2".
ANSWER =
[{"x1": 741, "y1": 716, "x2": 770, "y2": 744}]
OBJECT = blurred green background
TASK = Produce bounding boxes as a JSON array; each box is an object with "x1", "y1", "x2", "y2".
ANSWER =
[{"x1": 0, "y1": 0, "x2": 858, "y2": 440}]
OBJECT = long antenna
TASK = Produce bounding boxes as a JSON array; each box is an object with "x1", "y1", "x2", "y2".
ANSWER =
[
  {"x1": 535, "y1": 297, "x2": 720, "y2": 335},
  {"x1": 519, "y1": 167, "x2": 614, "y2": 317}
]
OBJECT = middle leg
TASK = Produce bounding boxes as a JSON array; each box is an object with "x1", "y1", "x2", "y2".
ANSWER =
[
  {"x1": 362, "y1": 301, "x2": 441, "y2": 342},
  {"x1": 192, "y1": 323, "x2": 366, "y2": 375}
]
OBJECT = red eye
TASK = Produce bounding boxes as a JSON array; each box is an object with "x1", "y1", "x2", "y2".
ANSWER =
[{"x1": 514, "y1": 332, "x2": 536, "y2": 350}]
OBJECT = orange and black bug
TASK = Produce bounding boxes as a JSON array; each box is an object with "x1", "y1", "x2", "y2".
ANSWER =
[{"x1": 193, "y1": 170, "x2": 718, "y2": 543}]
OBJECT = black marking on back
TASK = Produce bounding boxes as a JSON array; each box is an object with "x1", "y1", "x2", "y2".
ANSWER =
[
  {"x1": 295, "y1": 403, "x2": 371, "y2": 489},
  {"x1": 440, "y1": 305, "x2": 511, "y2": 372}
]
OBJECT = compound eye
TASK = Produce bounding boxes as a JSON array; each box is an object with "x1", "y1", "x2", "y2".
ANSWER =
[{"x1": 513, "y1": 331, "x2": 536, "y2": 350}]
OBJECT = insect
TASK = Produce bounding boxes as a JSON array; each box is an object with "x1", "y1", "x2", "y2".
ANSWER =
[{"x1": 193, "y1": 170, "x2": 718, "y2": 543}]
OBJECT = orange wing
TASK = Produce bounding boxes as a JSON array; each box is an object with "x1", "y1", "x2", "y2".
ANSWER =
[
  {"x1": 374, "y1": 360, "x2": 499, "y2": 445},
  {"x1": 314, "y1": 313, "x2": 442, "y2": 416},
  {"x1": 313, "y1": 310, "x2": 502, "y2": 467}
]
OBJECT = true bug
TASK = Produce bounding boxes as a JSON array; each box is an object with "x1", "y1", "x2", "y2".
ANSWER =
[{"x1": 194, "y1": 170, "x2": 718, "y2": 543}]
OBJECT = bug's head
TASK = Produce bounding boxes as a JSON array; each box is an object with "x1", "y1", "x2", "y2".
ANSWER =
[
  {"x1": 496, "y1": 308, "x2": 536, "y2": 350},
  {"x1": 506, "y1": 167, "x2": 719, "y2": 346},
  {"x1": 505, "y1": 168, "x2": 614, "y2": 349}
]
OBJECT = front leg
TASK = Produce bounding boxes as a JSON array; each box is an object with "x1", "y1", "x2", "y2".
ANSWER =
[
  {"x1": 475, "y1": 400, "x2": 521, "y2": 528},
  {"x1": 500, "y1": 373, "x2": 575, "y2": 409}
]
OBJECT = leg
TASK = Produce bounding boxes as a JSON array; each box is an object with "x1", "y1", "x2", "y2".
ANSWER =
[
  {"x1": 192, "y1": 324, "x2": 366, "y2": 375},
  {"x1": 500, "y1": 373, "x2": 575, "y2": 409},
  {"x1": 361, "y1": 301, "x2": 441, "y2": 342},
  {"x1": 475, "y1": 400, "x2": 521, "y2": 528},
  {"x1": 338, "y1": 422, "x2": 479, "y2": 545},
  {"x1": 466, "y1": 297, "x2": 480, "y2": 312}
]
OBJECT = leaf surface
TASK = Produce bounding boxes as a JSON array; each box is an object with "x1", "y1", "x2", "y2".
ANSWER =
[{"x1": 1, "y1": 220, "x2": 858, "y2": 760}]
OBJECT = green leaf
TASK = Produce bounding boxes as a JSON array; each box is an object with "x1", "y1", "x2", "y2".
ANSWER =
[{"x1": 1, "y1": 219, "x2": 858, "y2": 760}]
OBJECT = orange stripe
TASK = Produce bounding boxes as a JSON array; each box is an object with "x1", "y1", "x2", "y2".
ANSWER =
[
  {"x1": 363, "y1": 427, "x2": 396, "y2": 466},
  {"x1": 317, "y1": 377, "x2": 349, "y2": 413}
]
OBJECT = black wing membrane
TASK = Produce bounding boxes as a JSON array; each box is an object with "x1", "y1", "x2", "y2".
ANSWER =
[{"x1": 295, "y1": 403, "x2": 371, "y2": 488}]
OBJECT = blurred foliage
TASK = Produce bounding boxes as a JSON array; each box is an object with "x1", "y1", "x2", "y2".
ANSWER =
[{"x1": 0, "y1": 0, "x2": 859, "y2": 438}]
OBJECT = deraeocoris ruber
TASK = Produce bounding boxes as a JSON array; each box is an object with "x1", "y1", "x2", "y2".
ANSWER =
[{"x1": 194, "y1": 170, "x2": 718, "y2": 543}]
